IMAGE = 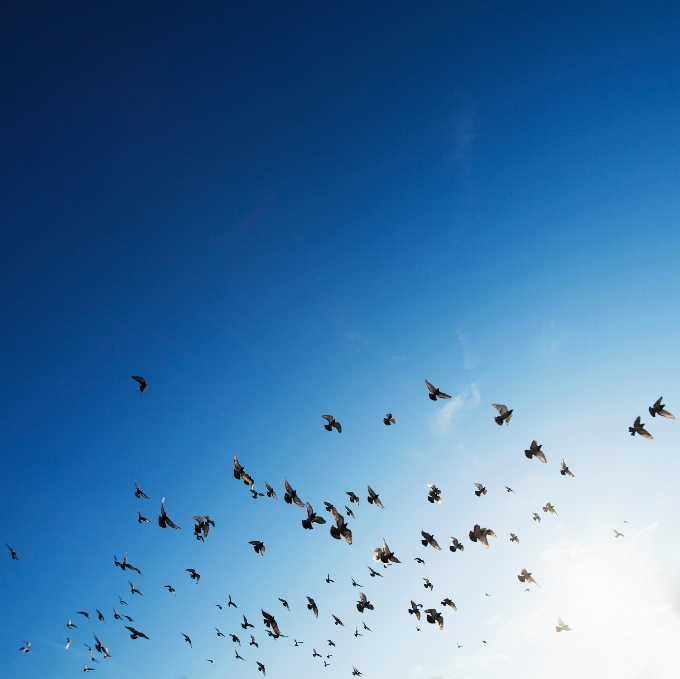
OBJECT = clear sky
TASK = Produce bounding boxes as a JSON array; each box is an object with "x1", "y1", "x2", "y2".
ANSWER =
[{"x1": 2, "y1": 1, "x2": 680, "y2": 678}]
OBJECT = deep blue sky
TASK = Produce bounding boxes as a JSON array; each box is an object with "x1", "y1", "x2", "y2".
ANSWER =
[{"x1": 2, "y1": 2, "x2": 680, "y2": 678}]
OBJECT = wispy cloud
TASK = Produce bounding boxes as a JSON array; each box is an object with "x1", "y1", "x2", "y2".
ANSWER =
[
  {"x1": 457, "y1": 329, "x2": 479, "y2": 370},
  {"x1": 430, "y1": 383, "x2": 480, "y2": 436}
]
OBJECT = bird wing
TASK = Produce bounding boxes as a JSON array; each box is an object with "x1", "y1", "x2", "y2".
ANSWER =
[
  {"x1": 437, "y1": 391, "x2": 451, "y2": 399},
  {"x1": 535, "y1": 451, "x2": 547, "y2": 463},
  {"x1": 640, "y1": 428, "x2": 653, "y2": 439},
  {"x1": 425, "y1": 380, "x2": 436, "y2": 394},
  {"x1": 131, "y1": 376, "x2": 145, "y2": 385},
  {"x1": 359, "y1": 592, "x2": 367, "y2": 603},
  {"x1": 492, "y1": 404, "x2": 507, "y2": 414},
  {"x1": 557, "y1": 617, "x2": 565, "y2": 626},
  {"x1": 322, "y1": 414, "x2": 334, "y2": 422}
]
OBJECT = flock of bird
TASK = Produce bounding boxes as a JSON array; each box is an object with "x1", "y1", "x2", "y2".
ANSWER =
[{"x1": 8, "y1": 377, "x2": 674, "y2": 675}]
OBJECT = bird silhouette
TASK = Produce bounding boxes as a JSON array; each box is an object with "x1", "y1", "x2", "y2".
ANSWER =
[
  {"x1": 560, "y1": 459, "x2": 574, "y2": 477},
  {"x1": 629, "y1": 416, "x2": 653, "y2": 439},
  {"x1": 383, "y1": 413, "x2": 396, "y2": 425},
  {"x1": 158, "y1": 497, "x2": 180, "y2": 529},
  {"x1": 649, "y1": 397, "x2": 674, "y2": 419},
  {"x1": 524, "y1": 440, "x2": 547, "y2": 463},
  {"x1": 322, "y1": 415, "x2": 342, "y2": 432},
  {"x1": 131, "y1": 375, "x2": 148, "y2": 393},
  {"x1": 425, "y1": 380, "x2": 451, "y2": 400},
  {"x1": 492, "y1": 403, "x2": 513, "y2": 425},
  {"x1": 249, "y1": 540, "x2": 265, "y2": 556},
  {"x1": 367, "y1": 485, "x2": 384, "y2": 508}
]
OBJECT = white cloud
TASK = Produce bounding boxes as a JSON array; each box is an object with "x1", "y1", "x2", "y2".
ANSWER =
[
  {"x1": 430, "y1": 383, "x2": 481, "y2": 436},
  {"x1": 457, "y1": 329, "x2": 479, "y2": 370}
]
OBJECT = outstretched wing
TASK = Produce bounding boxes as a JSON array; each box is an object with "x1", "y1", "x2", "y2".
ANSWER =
[
  {"x1": 322, "y1": 415, "x2": 334, "y2": 423},
  {"x1": 492, "y1": 404, "x2": 508, "y2": 415},
  {"x1": 425, "y1": 380, "x2": 436, "y2": 394}
]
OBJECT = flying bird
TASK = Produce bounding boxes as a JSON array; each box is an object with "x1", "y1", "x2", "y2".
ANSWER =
[
  {"x1": 65, "y1": 638, "x2": 71, "y2": 649},
  {"x1": 509, "y1": 533, "x2": 520, "y2": 544},
  {"x1": 250, "y1": 635, "x2": 258, "y2": 647},
  {"x1": 137, "y1": 510, "x2": 149, "y2": 523},
  {"x1": 158, "y1": 497, "x2": 180, "y2": 529},
  {"x1": 629, "y1": 416, "x2": 653, "y2": 439},
  {"x1": 294, "y1": 639, "x2": 303, "y2": 646},
  {"x1": 131, "y1": 375, "x2": 148, "y2": 393},
  {"x1": 329, "y1": 506, "x2": 352, "y2": 544},
  {"x1": 229, "y1": 634, "x2": 241, "y2": 645},
  {"x1": 560, "y1": 460, "x2": 574, "y2": 477},
  {"x1": 322, "y1": 415, "x2": 342, "y2": 432},
  {"x1": 423, "y1": 578, "x2": 433, "y2": 591},
  {"x1": 613, "y1": 530, "x2": 624, "y2": 538},
  {"x1": 649, "y1": 397, "x2": 674, "y2": 419},
  {"x1": 354, "y1": 627, "x2": 362, "y2": 637},
  {"x1": 474, "y1": 483, "x2": 487, "y2": 497},
  {"x1": 228, "y1": 595, "x2": 237, "y2": 608},
  {"x1": 186, "y1": 568, "x2": 200, "y2": 584},
  {"x1": 352, "y1": 578, "x2": 362, "y2": 587},
  {"x1": 302, "y1": 503, "x2": 327, "y2": 530},
  {"x1": 492, "y1": 403, "x2": 513, "y2": 425},
  {"x1": 256, "y1": 661, "x2": 266, "y2": 675},
  {"x1": 261, "y1": 610, "x2": 281, "y2": 638},
  {"x1": 306, "y1": 597, "x2": 319, "y2": 617},
  {"x1": 505, "y1": 486, "x2": 515, "y2": 493},
  {"x1": 164, "y1": 585, "x2": 176, "y2": 595},
  {"x1": 425, "y1": 380, "x2": 451, "y2": 400},
  {"x1": 332, "y1": 614, "x2": 344, "y2": 626},
  {"x1": 441, "y1": 598, "x2": 457, "y2": 610},
  {"x1": 96, "y1": 609, "x2": 105, "y2": 624},
  {"x1": 469, "y1": 524, "x2": 496, "y2": 549},
  {"x1": 19, "y1": 641, "x2": 31, "y2": 653},
  {"x1": 313, "y1": 649, "x2": 322, "y2": 657},
  {"x1": 367, "y1": 485, "x2": 384, "y2": 508},
  {"x1": 421, "y1": 531, "x2": 441, "y2": 549},
  {"x1": 193, "y1": 515, "x2": 215, "y2": 540},
  {"x1": 125, "y1": 626, "x2": 149, "y2": 640},
  {"x1": 352, "y1": 667, "x2": 363, "y2": 677},
  {"x1": 367, "y1": 566, "x2": 383, "y2": 577},
  {"x1": 383, "y1": 413, "x2": 396, "y2": 425},
  {"x1": 283, "y1": 479, "x2": 304, "y2": 507},
  {"x1": 362, "y1": 621, "x2": 372, "y2": 632},
  {"x1": 427, "y1": 484, "x2": 442, "y2": 504},
  {"x1": 233, "y1": 456, "x2": 254, "y2": 486},
  {"x1": 424, "y1": 608, "x2": 444, "y2": 629},
  {"x1": 134, "y1": 479, "x2": 149, "y2": 499},
  {"x1": 264, "y1": 482, "x2": 277, "y2": 499},
  {"x1": 449, "y1": 536, "x2": 464, "y2": 553},
  {"x1": 408, "y1": 600, "x2": 423, "y2": 620},
  {"x1": 67, "y1": 619, "x2": 77, "y2": 629},
  {"x1": 6, "y1": 543, "x2": 19, "y2": 560},
  {"x1": 556, "y1": 617, "x2": 571, "y2": 632},
  {"x1": 249, "y1": 540, "x2": 265, "y2": 556},
  {"x1": 356, "y1": 591, "x2": 374, "y2": 613},
  {"x1": 77, "y1": 611, "x2": 91, "y2": 620},
  {"x1": 414, "y1": 557, "x2": 425, "y2": 564},
  {"x1": 346, "y1": 491, "x2": 360, "y2": 505},
  {"x1": 373, "y1": 538, "x2": 400, "y2": 565},
  {"x1": 113, "y1": 608, "x2": 122, "y2": 620},
  {"x1": 524, "y1": 440, "x2": 547, "y2": 463},
  {"x1": 128, "y1": 581, "x2": 142, "y2": 596},
  {"x1": 83, "y1": 664, "x2": 95, "y2": 672},
  {"x1": 345, "y1": 505, "x2": 355, "y2": 519},
  {"x1": 518, "y1": 569, "x2": 540, "y2": 586},
  {"x1": 250, "y1": 487, "x2": 264, "y2": 499},
  {"x1": 532, "y1": 512, "x2": 541, "y2": 523},
  {"x1": 235, "y1": 649, "x2": 245, "y2": 660},
  {"x1": 325, "y1": 574, "x2": 334, "y2": 583},
  {"x1": 543, "y1": 502, "x2": 558, "y2": 516},
  {"x1": 181, "y1": 634, "x2": 192, "y2": 647},
  {"x1": 278, "y1": 598, "x2": 290, "y2": 611},
  {"x1": 216, "y1": 628, "x2": 225, "y2": 637},
  {"x1": 206, "y1": 659, "x2": 215, "y2": 667}
]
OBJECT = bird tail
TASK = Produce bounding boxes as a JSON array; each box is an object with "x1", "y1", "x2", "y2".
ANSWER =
[
  {"x1": 494, "y1": 415, "x2": 503, "y2": 425},
  {"x1": 524, "y1": 451, "x2": 533, "y2": 459}
]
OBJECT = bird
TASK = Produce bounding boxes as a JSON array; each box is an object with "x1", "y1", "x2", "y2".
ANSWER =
[
  {"x1": 302, "y1": 503, "x2": 327, "y2": 530},
  {"x1": 424, "y1": 608, "x2": 444, "y2": 630},
  {"x1": 128, "y1": 581, "x2": 142, "y2": 596},
  {"x1": 367, "y1": 565, "x2": 383, "y2": 577},
  {"x1": 65, "y1": 637, "x2": 71, "y2": 649},
  {"x1": 114, "y1": 553, "x2": 142, "y2": 575},
  {"x1": 137, "y1": 510, "x2": 149, "y2": 523},
  {"x1": 229, "y1": 634, "x2": 241, "y2": 645},
  {"x1": 457, "y1": 643, "x2": 463, "y2": 648},
  {"x1": 518, "y1": 569, "x2": 540, "y2": 586},
  {"x1": 313, "y1": 649, "x2": 322, "y2": 657},
  {"x1": 449, "y1": 536, "x2": 465, "y2": 552},
  {"x1": 354, "y1": 627, "x2": 363, "y2": 637},
  {"x1": 345, "y1": 505, "x2": 355, "y2": 519},
  {"x1": 329, "y1": 506, "x2": 352, "y2": 544},
  {"x1": 421, "y1": 531, "x2": 441, "y2": 550},
  {"x1": 415, "y1": 627, "x2": 422, "y2": 632},
  {"x1": 235, "y1": 649, "x2": 245, "y2": 660},
  {"x1": 186, "y1": 568, "x2": 200, "y2": 584},
  {"x1": 215, "y1": 604, "x2": 222, "y2": 610},
  {"x1": 556, "y1": 617, "x2": 571, "y2": 632},
  {"x1": 474, "y1": 483, "x2": 487, "y2": 497},
  {"x1": 425, "y1": 380, "x2": 451, "y2": 400},
  {"x1": 649, "y1": 397, "x2": 674, "y2": 419},
  {"x1": 352, "y1": 578, "x2": 362, "y2": 587},
  {"x1": 250, "y1": 635, "x2": 258, "y2": 647},
  {"x1": 278, "y1": 598, "x2": 290, "y2": 611},
  {"x1": 560, "y1": 459, "x2": 574, "y2": 477},
  {"x1": 524, "y1": 588, "x2": 531, "y2": 592},
  {"x1": 469, "y1": 524, "x2": 496, "y2": 549},
  {"x1": 113, "y1": 608, "x2": 123, "y2": 620},
  {"x1": 67, "y1": 619, "x2": 77, "y2": 629},
  {"x1": 193, "y1": 515, "x2": 215, "y2": 540},
  {"x1": 510, "y1": 533, "x2": 520, "y2": 544},
  {"x1": 332, "y1": 614, "x2": 344, "y2": 626},
  {"x1": 322, "y1": 414, "x2": 342, "y2": 432},
  {"x1": 441, "y1": 598, "x2": 457, "y2": 610},
  {"x1": 131, "y1": 375, "x2": 148, "y2": 393},
  {"x1": 83, "y1": 665, "x2": 95, "y2": 672},
  {"x1": 505, "y1": 486, "x2": 515, "y2": 493},
  {"x1": 613, "y1": 530, "x2": 624, "y2": 538},
  {"x1": 96, "y1": 609, "x2": 105, "y2": 624},
  {"x1": 423, "y1": 578, "x2": 434, "y2": 591},
  {"x1": 264, "y1": 482, "x2": 277, "y2": 499},
  {"x1": 532, "y1": 512, "x2": 541, "y2": 523},
  {"x1": 84, "y1": 645, "x2": 99, "y2": 662},
  {"x1": 306, "y1": 596, "x2": 319, "y2": 617},
  {"x1": 524, "y1": 440, "x2": 547, "y2": 463},
  {"x1": 228, "y1": 595, "x2": 237, "y2": 608},
  {"x1": 158, "y1": 497, "x2": 180, "y2": 529},
  {"x1": 327, "y1": 639, "x2": 336, "y2": 647},
  {"x1": 206, "y1": 659, "x2": 215, "y2": 667},
  {"x1": 216, "y1": 628, "x2": 225, "y2": 637},
  {"x1": 629, "y1": 416, "x2": 653, "y2": 439},
  {"x1": 118, "y1": 595, "x2": 128, "y2": 605},
  {"x1": 249, "y1": 540, "x2": 265, "y2": 555},
  {"x1": 241, "y1": 615, "x2": 254, "y2": 629},
  {"x1": 182, "y1": 634, "x2": 192, "y2": 647},
  {"x1": 383, "y1": 413, "x2": 396, "y2": 425},
  {"x1": 623, "y1": 520, "x2": 629, "y2": 523},
  {"x1": 373, "y1": 538, "x2": 400, "y2": 565},
  {"x1": 485, "y1": 592, "x2": 491, "y2": 597},
  {"x1": 125, "y1": 626, "x2": 149, "y2": 640},
  {"x1": 77, "y1": 611, "x2": 91, "y2": 620},
  {"x1": 492, "y1": 403, "x2": 513, "y2": 425},
  {"x1": 250, "y1": 487, "x2": 264, "y2": 499},
  {"x1": 122, "y1": 615, "x2": 133, "y2": 622},
  {"x1": 356, "y1": 591, "x2": 374, "y2": 613},
  {"x1": 543, "y1": 502, "x2": 558, "y2": 516},
  {"x1": 261, "y1": 610, "x2": 281, "y2": 637},
  {"x1": 294, "y1": 639, "x2": 303, "y2": 646},
  {"x1": 367, "y1": 485, "x2": 384, "y2": 508},
  {"x1": 164, "y1": 585, "x2": 176, "y2": 595},
  {"x1": 6, "y1": 543, "x2": 18, "y2": 560},
  {"x1": 134, "y1": 479, "x2": 149, "y2": 499},
  {"x1": 426, "y1": 484, "x2": 442, "y2": 504},
  {"x1": 326, "y1": 574, "x2": 334, "y2": 583},
  {"x1": 324, "y1": 661, "x2": 330, "y2": 666},
  {"x1": 352, "y1": 667, "x2": 363, "y2": 677},
  {"x1": 408, "y1": 600, "x2": 423, "y2": 620},
  {"x1": 283, "y1": 479, "x2": 304, "y2": 507},
  {"x1": 323, "y1": 501, "x2": 337, "y2": 513},
  {"x1": 233, "y1": 456, "x2": 254, "y2": 486},
  {"x1": 19, "y1": 641, "x2": 31, "y2": 653},
  {"x1": 346, "y1": 491, "x2": 360, "y2": 505},
  {"x1": 256, "y1": 661, "x2": 266, "y2": 675},
  {"x1": 362, "y1": 621, "x2": 372, "y2": 632}
]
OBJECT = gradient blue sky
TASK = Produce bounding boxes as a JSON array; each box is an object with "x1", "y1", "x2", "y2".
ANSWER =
[{"x1": 2, "y1": 2, "x2": 680, "y2": 678}]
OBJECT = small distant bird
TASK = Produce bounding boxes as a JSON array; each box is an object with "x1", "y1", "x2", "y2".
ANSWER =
[
  {"x1": 6, "y1": 543, "x2": 18, "y2": 560},
  {"x1": 543, "y1": 502, "x2": 558, "y2": 516},
  {"x1": 158, "y1": 497, "x2": 180, "y2": 529},
  {"x1": 629, "y1": 416, "x2": 653, "y2": 439},
  {"x1": 367, "y1": 485, "x2": 384, "y2": 508},
  {"x1": 77, "y1": 611, "x2": 91, "y2": 620},
  {"x1": 474, "y1": 483, "x2": 487, "y2": 497},
  {"x1": 250, "y1": 487, "x2": 264, "y2": 499},
  {"x1": 228, "y1": 595, "x2": 237, "y2": 608},
  {"x1": 408, "y1": 600, "x2": 423, "y2": 620},
  {"x1": 324, "y1": 660, "x2": 330, "y2": 666},
  {"x1": 352, "y1": 578, "x2": 362, "y2": 588},
  {"x1": 256, "y1": 661, "x2": 266, "y2": 675},
  {"x1": 241, "y1": 615, "x2": 254, "y2": 629},
  {"x1": 332, "y1": 614, "x2": 344, "y2": 626},
  {"x1": 302, "y1": 503, "x2": 327, "y2": 530},
  {"x1": 424, "y1": 608, "x2": 444, "y2": 630},
  {"x1": 383, "y1": 413, "x2": 396, "y2": 425},
  {"x1": 206, "y1": 659, "x2": 215, "y2": 667},
  {"x1": 67, "y1": 620, "x2": 77, "y2": 629},
  {"x1": 131, "y1": 375, "x2": 148, "y2": 393},
  {"x1": 113, "y1": 609, "x2": 122, "y2": 620},
  {"x1": 469, "y1": 524, "x2": 496, "y2": 549},
  {"x1": 347, "y1": 491, "x2": 360, "y2": 505},
  {"x1": 613, "y1": 530, "x2": 624, "y2": 538},
  {"x1": 492, "y1": 403, "x2": 513, "y2": 425},
  {"x1": 323, "y1": 501, "x2": 336, "y2": 513},
  {"x1": 137, "y1": 510, "x2": 149, "y2": 523},
  {"x1": 134, "y1": 479, "x2": 149, "y2": 499},
  {"x1": 556, "y1": 617, "x2": 571, "y2": 632},
  {"x1": 325, "y1": 574, "x2": 334, "y2": 583},
  {"x1": 485, "y1": 592, "x2": 491, "y2": 597},
  {"x1": 524, "y1": 440, "x2": 547, "y2": 463},
  {"x1": 313, "y1": 649, "x2": 322, "y2": 657},
  {"x1": 510, "y1": 533, "x2": 520, "y2": 544},
  {"x1": 125, "y1": 626, "x2": 149, "y2": 640},
  {"x1": 122, "y1": 615, "x2": 133, "y2": 622},
  {"x1": 261, "y1": 610, "x2": 281, "y2": 638},
  {"x1": 352, "y1": 667, "x2": 363, "y2": 677},
  {"x1": 441, "y1": 598, "x2": 457, "y2": 610},
  {"x1": 233, "y1": 456, "x2": 254, "y2": 486},
  {"x1": 518, "y1": 569, "x2": 539, "y2": 586},
  {"x1": 421, "y1": 531, "x2": 441, "y2": 550},
  {"x1": 83, "y1": 664, "x2": 95, "y2": 672},
  {"x1": 216, "y1": 628, "x2": 225, "y2": 637},
  {"x1": 373, "y1": 538, "x2": 400, "y2": 565},
  {"x1": 505, "y1": 486, "x2": 515, "y2": 493},
  {"x1": 532, "y1": 513, "x2": 541, "y2": 523},
  {"x1": 322, "y1": 415, "x2": 342, "y2": 432},
  {"x1": 283, "y1": 479, "x2": 304, "y2": 507},
  {"x1": 186, "y1": 568, "x2": 200, "y2": 584},
  {"x1": 623, "y1": 520, "x2": 629, "y2": 523},
  {"x1": 362, "y1": 621, "x2": 371, "y2": 632},
  {"x1": 560, "y1": 460, "x2": 574, "y2": 477},
  {"x1": 65, "y1": 637, "x2": 71, "y2": 649},
  {"x1": 307, "y1": 597, "x2": 319, "y2": 617},
  {"x1": 19, "y1": 641, "x2": 31, "y2": 653},
  {"x1": 427, "y1": 484, "x2": 442, "y2": 504},
  {"x1": 128, "y1": 581, "x2": 142, "y2": 596},
  {"x1": 423, "y1": 578, "x2": 433, "y2": 591},
  {"x1": 96, "y1": 610, "x2": 105, "y2": 624},
  {"x1": 278, "y1": 598, "x2": 290, "y2": 611},
  {"x1": 329, "y1": 506, "x2": 352, "y2": 544},
  {"x1": 229, "y1": 634, "x2": 241, "y2": 645},
  {"x1": 425, "y1": 380, "x2": 451, "y2": 400},
  {"x1": 649, "y1": 397, "x2": 674, "y2": 419},
  {"x1": 414, "y1": 557, "x2": 425, "y2": 564},
  {"x1": 525, "y1": 589, "x2": 531, "y2": 592},
  {"x1": 367, "y1": 566, "x2": 383, "y2": 577},
  {"x1": 327, "y1": 639, "x2": 336, "y2": 647},
  {"x1": 457, "y1": 643, "x2": 463, "y2": 648},
  {"x1": 415, "y1": 627, "x2": 422, "y2": 632},
  {"x1": 118, "y1": 596, "x2": 127, "y2": 605},
  {"x1": 294, "y1": 639, "x2": 303, "y2": 646},
  {"x1": 449, "y1": 536, "x2": 464, "y2": 553},
  {"x1": 249, "y1": 540, "x2": 265, "y2": 556},
  {"x1": 264, "y1": 482, "x2": 277, "y2": 499},
  {"x1": 235, "y1": 649, "x2": 245, "y2": 660},
  {"x1": 356, "y1": 591, "x2": 374, "y2": 613},
  {"x1": 164, "y1": 585, "x2": 176, "y2": 595},
  {"x1": 193, "y1": 515, "x2": 215, "y2": 540},
  {"x1": 345, "y1": 505, "x2": 355, "y2": 519},
  {"x1": 250, "y1": 635, "x2": 258, "y2": 647},
  {"x1": 354, "y1": 627, "x2": 362, "y2": 637}
]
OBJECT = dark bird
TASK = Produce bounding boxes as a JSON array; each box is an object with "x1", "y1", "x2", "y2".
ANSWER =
[
  {"x1": 283, "y1": 479, "x2": 304, "y2": 507},
  {"x1": 228, "y1": 595, "x2": 237, "y2": 608},
  {"x1": 306, "y1": 596, "x2": 319, "y2": 617},
  {"x1": 134, "y1": 479, "x2": 149, "y2": 499},
  {"x1": 356, "y1": 591, "x2": 374, "y2": 613},
  {"x1": 326, "y1": 574, "x2": 334, "y2": 583},
  {"x1": 425, "y1": 380, "x2": 451, "y2": 401},
  {"x1": 518, "y1": 569, "x2": 539, "y2": 586},
  {"x1": 294, "y1": 639, "x2": 303, "y2": 646},
  {"x1": 114, "y1": 553, "x2": 142, "y2": 575},
  {"x1": 560, "y1": 460, "x2": 574, "y2": 477},
  {"x1": 505, "y1": 486, "x2": 515, "y2": 493},
  {"x1": 532, "y1": 512, "x2": 541, "y2": 523},
  {"x1": 278, "y1": 598, "x2": 290, "y2": 611},
  {"x1": 424, "y1": 608, "x2": 444, "y2": 630},
  {"x1": 113, "y1": 608, "x2": 122, "y2": 620},
  {"x1": 613, "y1": 529, "x2": 624, "y2": 538},
  {"x1": 131, "y1": 375, "x2": 148, "y2": 393},
  {"x1": 414, "y1": 557, "x2": 425, "y2": 564},
  {"x1": 118, "y1": 596, "x2": 128, "y2": 605},
  {"x1": 345, "y1": 505, "x2": 355, "y2": 519},
  {"x1": 313, "y1": 649, "x2": 322, "y2": 657},
  {"x1": 241, "y1": 615, "x2": 254, "y2": 629},
  {"x1": 352, "y1": 578, "x2": 362, "y2": 588},
  {"x1": 474, "y1": 483, "x2": 487, "y2": 497},
  {"x1": 367, "y1": 485, "x2": 384, "y2": 508},
  {"x1": 510, "y1": 533, "x2": 520, "y2": 544},
  {"x1": 264, "y1": 482, "x2": 277, "y2": 499},
  {"x1": 408, "y1": 600, "x2": 423, "y2": 620},
  {"x1": 327, "y1": 640, "x2": 336, "y2": 647},
  {"x1": 249, "y1": 540, "x2": 265, "y2": 556},
  {"x1": 448, "y1": 537, "x2": 464, "y2": 553},
  {"x1": 77, "y1": 611, "x2": 91, "y2": 620},
  {"x1": 469, "y1": 524, "x2": 496, "y2": 549},
  {"x1": 373, "y1": 538, "x2": 400, "y2": 565},
  {"x1": 383, "y1": 413, "x2": 396, "y2": 425},
  {"x1": 354, "y1": 627, "x2": 362, "y2": 637},
  {"x1": 193, "y1": 515, "x2": 215, "y2": 540},
  {"x1": 302, "y1": 503, "x2": 327, "y2": 530},
  {"x1": 84, "y1": 645, "x2": 99, "y2": 662},
  {"x1": 6, "y1": 543, "x2": 18, "y2": 560},
  {"x1": 352, "y1": 667, "x2": 363, "y2": 677},
  {"x1": 346, "y1": 491, "x2": 360, "y2": 505},
  {"x1": 128, "y1": 581, "x2": 142, "y2": 596},
  {"x1": 67, "y1": 619, "x2": 78, "y2": 629},
  {"x1": 323, "y1": 501, "x2": 336, "y2": 513},
  {"x1": 629, "y1": 416, "x2": 653, "y2": 439},
  {"x1": 19, "y1": 641, "x2": 31, "y2": 653},
  {"x1": 362, "y1": 621, "x2": 372, "y2": 631},
  {"x1": 233, "y1": 456, "x2": 254, "y2": 486},
  {"x1": 421, "y1": 531, "x2": 441, "y2": 550},
  {"x1": 261, "y1": 610, "x2": 281, "y2": 638},
  {"x1": 216, "y1": 628, "x2": 225, "y2": 637},
  {"x1": 367, "y1": 566, "x2": 383, "y2": 577},
  {"x1": 485, "y1": 593, "x2": 491, "y2": 597},
  {"x1": 441, "y1": 598, "x2": 457, "y2": 610},
  {"x1": 524, "y1": 440, "x2": 547, "y2": 463},
  {"x1": 543, "y1": 502, "x2": 558, "y2": 516},
  {"x1": 423, "y1": 578, "x2": 433, "y2": 591},
  {"x1": 235, "y1": 650, "x2": 245, "y2": 660},
  {"x1": 122, "y1": 615, "x2": 133, "y2": 622},
  {"x1": 332, "y1": 614, "x2": 344, "y2": 626},
  {"x1": 324, "y1": 661, "x2": 330, "y2": 666},
  {"x1": 96, "y1": 609, "x2": 105, "y2": 624},
  {"x1": 206, "y1": 659, "x2": 215, "y2": 667},
  {"x1": 322, "y1": 414, "x2": 342, "y2": 432},
  {"x1": 426, "y1": 484, "x2": 442, "y2": 504},
  {"x1": 216, "y1": 604, "x2": 222, "y2": 609},
  {"x1": 649, "y1": 397, "x2": 674, "y2": 419},
  {"x1": 137, "y1": 510, "x2": 149, "y2": 523},
  {"x1": 556, "y1": 617, "x2": 571, "y2": 632},
  {"x1": 492, "y1": 403, "x2": 513, "y2": 425},
  {"x1": 329, "y1": 506, "x2": 353, "y2": 544},
  {"x1": 229, "y1": 634, "x2": 241, "y2": 646},
  {"x1": 65, "y1": 638, "x2": 71, "y2": 649},
  {"x1": 158, "y1": 497, "x2": 180, "y2": 529},
  {"x1": 164, "y1": 585, "x2": 176, "y2": 595},
  {"x1": 250, "y1": 635, "x2": 258, "y2": 647},
  {"x1": 250, "y1": 487, "x2": 264, "y2": 499},
  {"x1": 257, "y1": 661, "x2": 266, "y2": 675},
  {"x1": 83, "y1": 665, "x2": 95, "y2": 672},
  {"x1": 186, "y1": 568, "x2": 200, "y2": 584},
  {"x1": 125, "y1": 626, "x2": 149, "y2": 640}
]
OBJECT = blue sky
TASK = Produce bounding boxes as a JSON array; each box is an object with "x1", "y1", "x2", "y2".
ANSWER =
[{"x1": 2, "y1": 1, "x2": 680, "y2": 678}]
